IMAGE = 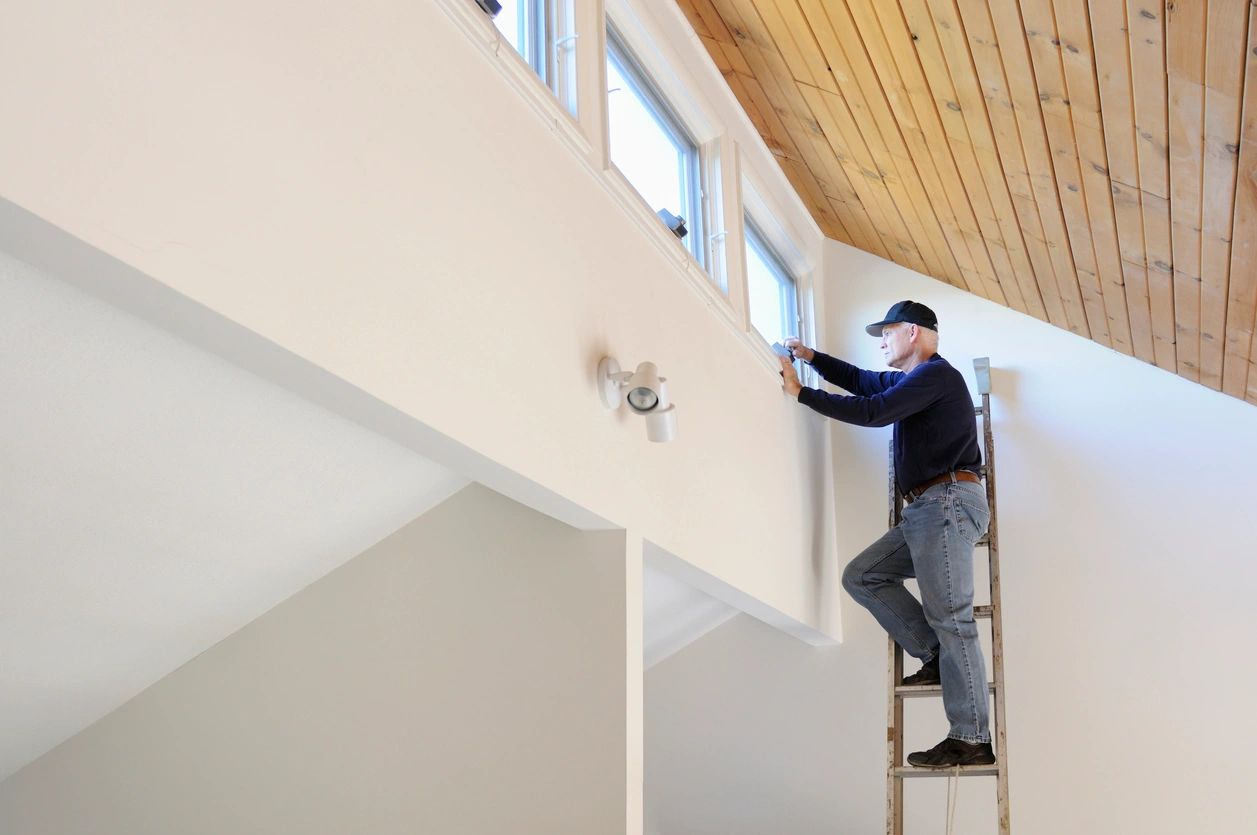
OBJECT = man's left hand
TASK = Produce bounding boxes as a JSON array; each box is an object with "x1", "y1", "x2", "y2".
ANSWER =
[{"x1": 779, "y1": 356, "x2": 803, "y2": 398}]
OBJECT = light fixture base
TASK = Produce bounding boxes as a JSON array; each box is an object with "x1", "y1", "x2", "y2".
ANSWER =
[{"x1": 598, "y1": 357, "x2": 622, "y2": 410}]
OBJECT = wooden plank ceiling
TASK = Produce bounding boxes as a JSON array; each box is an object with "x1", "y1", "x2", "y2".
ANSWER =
[{"x1": 676, "y1": 0, "x2": 1257, "y2": 405}]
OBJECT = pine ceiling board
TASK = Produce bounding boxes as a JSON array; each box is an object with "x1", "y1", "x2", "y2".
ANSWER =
[
  {"x1": 699, "y1": 34, "x2": 733, "y2": 74},
  {"x1": 955, "y1": 0, "x2": 1075, "y2": 331},
  {"x1": 859, "y1": 0, "x2": 1002, "y2": 299},
  {"x1": 834, "y1": 0, "x2": 980, "y2": 293},
  {"x1": 707, "y1": 0, "x2": 911, "y2": 264},
  {"x1": 828, "y1": 195, "x2": 879, "y2": 253},
  {"x1": 805, "y1": 0, "x2": 993, "y2": 295},
  {"x1": 918, "y1": 0, "x2": 1051, "y2": 322},
  {"x1": 1108, "y1": 180, "x2": 1159, "y2": 361},
  {"x1": 1199, "y1": 0, "x2": 1250, "y2": 390},
  {"x1": 862, "y1": 0, "x2": 1024, "y2": 305},
  {"x1": 673, "y1": 0, "x2": 1257, "y2": 405},
  {"x1": 799, "y1": 81, "x2": 941, "y2": 275},
  {"x1": 1167, "y1": 0, "x2": 1207, "y2": 382},
  {"x1": 790, "y1": 0, "x2": 963, "y2": 283},
  {"x1": 889, "y1": 0, "x2": 1028, "y2": 311},
  {"x1": 1088, "y1": 1, "x2": 1157, "y2": 363},
  {"x1": 732, "y1": 64, "x2": 857, "y2": 238},
  {"x1": 796, "y1": 81, "x2": 916, "y2": 259},
  {"x1": 719, "y1": 44, "x2": 849, "y2": 215},
  {"x1": 821, "y1": 202, "x2": 855, "y2": 245},
  {"x1": 789, "y1": 0, "x2": 961, "y2": 280},
  {"x1": 1127, "y1": 0, "x2": 1178, "y2": 372},
  {"x1": 685, "y1": 0, "x2": 757, "y2": 75},
  {"x1": 678, "y1": 0, "x2": 713, "y2": 38},
  {"x1": 922, "y1": 0, "x2": 1057, "y2": 323},
  {"x1": 763, "y1": 0, "x2": 840, "y2": 94},
  {"x1": 841, "y1": 0, "x2": 986, "y2": 293},
  {"x1": 986, "y1": 0, "x2": 1093, "y2": 337},
  {"x1": 1014, "y1": 0, "x2": 1113, "y2": 345},
  {"x1": 1128, "y1": 3, "x2": 1172, "y2": 200},
  {"x1": 1051, "y1": 0, "x2": 1135, "y2": 356},
  {"x1": 1222, "y1": 4, "x2": 1257, "y2": 399}
]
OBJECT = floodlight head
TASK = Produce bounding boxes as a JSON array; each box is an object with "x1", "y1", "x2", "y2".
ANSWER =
[
  {"x1": 644, "y1": 404, "x2": 677, "y2": 442},
  {"x1": 597, "y1": 356, "x2": 678, "y2": 443},
  {"x1": 625, "y1": 362, "x2": 663, "y2": 414}
]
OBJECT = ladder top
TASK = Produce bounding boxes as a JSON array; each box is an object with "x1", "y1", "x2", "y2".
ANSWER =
[{"x1": 974, "y1": 357, "x2": 991, "y2": 395}]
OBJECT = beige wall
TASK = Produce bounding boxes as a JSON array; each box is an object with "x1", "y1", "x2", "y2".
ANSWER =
[
  {"x1": 0, "y1": 485, "x2": 629, "y2": 835},
  {"x1": 645, "y1": 242, "x2": 1257, "y2": 833},
  {"x1": 0, "y1": 0, "x2": 839, "y2": 640}
]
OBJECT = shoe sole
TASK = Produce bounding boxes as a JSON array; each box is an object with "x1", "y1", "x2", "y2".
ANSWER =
[{"x1": 906, "y1": 759, "x2": 997, "y2": 769}]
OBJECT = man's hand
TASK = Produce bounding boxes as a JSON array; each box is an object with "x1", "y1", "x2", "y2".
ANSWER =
[
  {"x1": 784, "y1": 337, "x2": 815, "y2": 363},
  {"x1": 780, "y1": 356, "x2": 803, "y2": 398}
]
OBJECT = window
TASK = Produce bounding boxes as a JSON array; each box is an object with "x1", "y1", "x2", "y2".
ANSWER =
[
  {"x1": 490, "y1": 1, "x2": 577, "y2": 116},
  {"x1": 493, "y1": 1, "x2": 547, "y2": 79},
  {"x1": 605, "y1": 26, "x2": 707, "y2": 269},
  {"x1": 744, "y1": 219, "x2": 800, "y2": 348}
]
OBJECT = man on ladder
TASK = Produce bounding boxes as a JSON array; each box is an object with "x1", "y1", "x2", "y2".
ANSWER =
[{"x1": 781, "y1": 301, "x2": 994, "y2": 768}]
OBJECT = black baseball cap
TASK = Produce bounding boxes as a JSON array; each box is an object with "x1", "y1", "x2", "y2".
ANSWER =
[{"x1": 865, "y1": 300, "x2": 939, "y2": 336}]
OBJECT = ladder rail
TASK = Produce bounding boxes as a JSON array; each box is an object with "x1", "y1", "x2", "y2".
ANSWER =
[
  {"x1": 982, "y1": 390, "x2": 1012, "y2": 833},
  {"x1": 885, "y1": 359, "x2": 1011, "y2": 834}
]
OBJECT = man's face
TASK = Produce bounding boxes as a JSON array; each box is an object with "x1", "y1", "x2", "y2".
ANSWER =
[{"x1": 880, "y1": 323, "x2": 914, "y2": 369}]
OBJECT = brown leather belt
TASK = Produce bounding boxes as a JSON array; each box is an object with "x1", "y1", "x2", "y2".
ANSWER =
[{"x1": 906, "y1": 470, "x2": 982, "y2": 501}]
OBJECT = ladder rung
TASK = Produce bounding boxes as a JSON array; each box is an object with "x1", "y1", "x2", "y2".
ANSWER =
[
  {"x1": 894, "y1": 764, "x2": 999, "y2": 779},
  {"x1": 975, "y1": 604, "x2": 993, "y2": 619},
  {"x1": 895, "y1": 682, "x2": 997, "y2": 699}
]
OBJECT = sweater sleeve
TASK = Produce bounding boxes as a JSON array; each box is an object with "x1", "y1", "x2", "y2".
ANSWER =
[
  {"x1": 797, "y1": 362, "x2": 946, "y2": 427},
  {"x1": 807, "y1": 351, "x2": 902, "y2": 395}
]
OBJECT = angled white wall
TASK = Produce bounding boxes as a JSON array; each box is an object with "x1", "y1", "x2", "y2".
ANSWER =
[
  {"x1": 644, "y1": 241, "x2": 1257, "y2": 833},
  {"x1": 0, "y1": 0, "x2": 838, "y2": 640},
  {"x1": 0, "y1": 247, "x2": 467, "y2": 780},
  {"x1": 0, "y1": 485, "x2": 630, "y2": 835}
]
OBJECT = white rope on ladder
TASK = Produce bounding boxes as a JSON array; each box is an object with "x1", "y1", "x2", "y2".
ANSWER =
[{"x1": 944, "y1": 765, "x2": 961, "y2": 835}]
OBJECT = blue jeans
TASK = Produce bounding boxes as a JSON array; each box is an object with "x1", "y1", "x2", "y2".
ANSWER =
[{"x1": 842, "y1": 481, "x2": 992, "y2": 744}]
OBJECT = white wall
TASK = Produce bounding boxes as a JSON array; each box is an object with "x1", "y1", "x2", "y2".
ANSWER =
[
  {"x1": 0, "y1": 246, "x2": 468, "y2": 780},
  {"x1": 645, "y1": 241, "x2": 1257, "y2": 834},
  {"x1": 0, "y1": 0, "x2": 838, "y2": 640},
  {"x1": 0, "y1": 484, "x2": 629, "y2": 835}
]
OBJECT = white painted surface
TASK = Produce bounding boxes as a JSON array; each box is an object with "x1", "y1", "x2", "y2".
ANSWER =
[
  {"x1": 643, "y1": 562, "x2": 736, "y2": 669},
  {"x1": 0, "y1": 250, "x2": 466, "y2": 780},
  {"x1": 0, "y1": 0, "x2": 840, "y2": 641},
  {"x1": 646, "y1": 615, "x2": 849, "y2": 834},
  {"x1": 644, "y1": 242, "x2": 1257, "y2": 833},
  {"x1": 0, "y1": 485, "x2": 628, "y2": 834}
]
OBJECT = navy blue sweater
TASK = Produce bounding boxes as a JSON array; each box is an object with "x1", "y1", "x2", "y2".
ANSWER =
[{"x1": 797, "y1": 352, "x2": 982, "y2": 493}]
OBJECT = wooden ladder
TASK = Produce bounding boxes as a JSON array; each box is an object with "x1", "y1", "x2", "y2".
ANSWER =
[{"x1": 886, "y1": 357, "x2": 1010, "y2": 834}]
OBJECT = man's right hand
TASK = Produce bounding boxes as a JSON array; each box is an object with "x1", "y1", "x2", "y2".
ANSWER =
[{"x1": 784, "y1": 337, "x2": 815, "y2": 363}]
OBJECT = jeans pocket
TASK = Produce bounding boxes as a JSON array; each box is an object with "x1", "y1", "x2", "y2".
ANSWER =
[{"x1": 953, "y1": 497, "x2": 990, "y2": 545}]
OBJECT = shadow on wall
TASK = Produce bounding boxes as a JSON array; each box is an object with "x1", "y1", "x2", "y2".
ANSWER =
[
  {"x1": 990, "y1": 366, "x2": 1021, "y2": 409},
  {"x1": 803, "y1": 413, "x2": 837, "y2": 632}
]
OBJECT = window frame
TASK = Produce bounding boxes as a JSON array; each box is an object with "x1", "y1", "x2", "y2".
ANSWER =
[
  {"x1": 741, "y1": 168, "x2": 818, "y2": 384},
  {"x1": 491, "y1": 0, "x2": 579, "y2": 118},
  {"x1": 743, "y1": 216, "x2": 801, "y2": 349},
  {"x1": 604, "y1": 22, "x2": 709, "y2": 272}
]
